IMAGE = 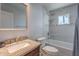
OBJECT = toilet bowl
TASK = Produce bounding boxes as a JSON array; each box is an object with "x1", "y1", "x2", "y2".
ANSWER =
[
  {"x1": 36, "y1": 37, "x2": 59, "y2": 56},
  {"x1": 42, "y1": 46, "x2": 59, "y2": 56}
]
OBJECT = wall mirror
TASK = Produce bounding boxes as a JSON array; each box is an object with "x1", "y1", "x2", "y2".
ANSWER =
[{"x1": 0, "y1": 3, "x2": 27, "y2": 30}]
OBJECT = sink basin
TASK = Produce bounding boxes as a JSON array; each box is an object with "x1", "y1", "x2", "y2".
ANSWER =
[{"x1": 6, "y1": 43, "x2": 30, "y2": 53}]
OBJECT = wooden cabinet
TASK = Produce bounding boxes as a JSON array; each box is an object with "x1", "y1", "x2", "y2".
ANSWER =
[{"x1": 25, "y1": 46, "x2": 40, "y2": 56}]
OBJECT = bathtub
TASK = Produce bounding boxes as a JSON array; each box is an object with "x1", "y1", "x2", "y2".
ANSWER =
[
  {"x1": 46, "y1": 39, "x2": 73, "y2": 50},
  {"x1": 45, "y1": 39, "x2": 73, "y2": 56}
]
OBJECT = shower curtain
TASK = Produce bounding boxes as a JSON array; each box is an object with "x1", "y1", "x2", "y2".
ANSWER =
[{"x1": 73, "y1": 4, "x2": 79, "y2": 56}]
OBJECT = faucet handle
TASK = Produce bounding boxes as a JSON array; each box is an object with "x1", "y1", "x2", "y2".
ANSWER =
[{"x1": 16, "y1": 36, "x2": 21, "y2": 42}]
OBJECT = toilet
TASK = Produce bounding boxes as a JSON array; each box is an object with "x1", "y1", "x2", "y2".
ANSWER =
[
  {"x1": 41, "y1": 46, "x2": 59, "y2": 56},
  {"x1": 36, "y1": 37, "x2": 59, "y2": 56}
]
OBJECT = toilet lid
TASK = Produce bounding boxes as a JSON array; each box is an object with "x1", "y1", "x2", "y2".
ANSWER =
[{"x1": 42, "y1": 46, "x2": 58, "y2": 52}]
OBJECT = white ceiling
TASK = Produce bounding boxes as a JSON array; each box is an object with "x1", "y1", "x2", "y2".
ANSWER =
[{"x1": 42, "y1": 3, "x2": 73, "y2": 12}]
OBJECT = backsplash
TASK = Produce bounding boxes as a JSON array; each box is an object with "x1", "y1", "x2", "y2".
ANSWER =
[{"x1": 0, "y1": 30, "x2": 28, "y2": 41}]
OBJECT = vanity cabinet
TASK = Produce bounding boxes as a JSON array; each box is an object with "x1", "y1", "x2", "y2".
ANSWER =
[
  {"x1": 0, "y1": 39, "x2": 41, "y2": 56},
  {"x1": 25, "y1": 46, "x2": 40, "y2": 56}
]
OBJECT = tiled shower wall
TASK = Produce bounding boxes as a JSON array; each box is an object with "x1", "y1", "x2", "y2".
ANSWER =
[{"x1": 49, "y1": 4, "x2": 78, "y2": 43}]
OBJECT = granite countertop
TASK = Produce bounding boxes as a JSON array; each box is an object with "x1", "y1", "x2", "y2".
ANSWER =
[{"x1": 0, "y1": 39, "x2": 41, "y2": 56}]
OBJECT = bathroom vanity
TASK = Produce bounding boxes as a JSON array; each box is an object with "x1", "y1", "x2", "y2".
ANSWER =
[{"x1": 0, "y1": 39, "x2": 41, "y2": 56}]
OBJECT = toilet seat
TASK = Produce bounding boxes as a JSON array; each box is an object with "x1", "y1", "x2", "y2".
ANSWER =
[{"x1": 42, "y1": 46, "x2": 58, "y2": 53}]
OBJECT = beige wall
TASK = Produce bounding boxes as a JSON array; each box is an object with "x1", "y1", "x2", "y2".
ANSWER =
[{"x1": 27, "y1": 3, "x2": 49, "y2": 39}]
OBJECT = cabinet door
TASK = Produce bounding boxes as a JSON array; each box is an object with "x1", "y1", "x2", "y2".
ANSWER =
[{"x1": 1, "y1": 11, "x2": 14, "y2": 28}]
